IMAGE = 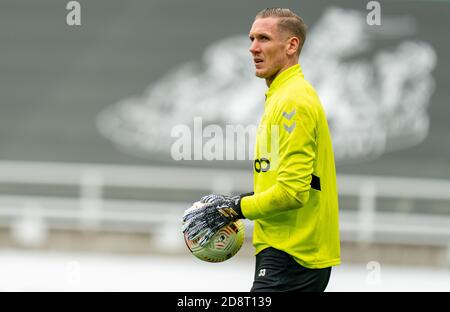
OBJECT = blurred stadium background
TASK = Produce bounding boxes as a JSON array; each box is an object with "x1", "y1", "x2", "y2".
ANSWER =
[{"x1": 1, "y1": 0, "x2": 449, "y2": 291}]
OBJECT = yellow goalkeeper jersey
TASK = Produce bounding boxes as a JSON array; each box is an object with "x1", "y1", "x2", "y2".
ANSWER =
[{"x1": 241, "y1": 64, "x2": 341, "y2": 269}]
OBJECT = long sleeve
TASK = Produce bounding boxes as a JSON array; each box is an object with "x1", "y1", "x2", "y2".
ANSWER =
[{"x1": 241, "y1": 98, "x2": 317, "y2": 220}]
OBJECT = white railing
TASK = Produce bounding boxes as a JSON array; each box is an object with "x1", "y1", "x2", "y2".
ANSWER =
[{"x1": 1, "y1": 161, "x2": 450, "y2": 248}]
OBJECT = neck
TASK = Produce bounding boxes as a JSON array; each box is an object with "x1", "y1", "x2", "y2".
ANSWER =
[{"x1": 265, "y1": 58, "x2": 298, "y2": 87}]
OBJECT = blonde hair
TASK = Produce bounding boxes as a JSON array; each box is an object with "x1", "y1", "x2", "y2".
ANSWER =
[{"x1": 255, "y1": 8, "x2": 307, "y2": 55}]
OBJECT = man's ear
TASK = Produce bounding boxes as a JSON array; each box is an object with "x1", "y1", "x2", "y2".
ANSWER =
[{"x1": 287, "y1": 36, "x2": 300, "y2": 56}]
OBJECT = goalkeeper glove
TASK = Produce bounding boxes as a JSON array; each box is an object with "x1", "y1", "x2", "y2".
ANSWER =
[{"x1": 182, "y1": 192, "x2": 253, "y2": 247}]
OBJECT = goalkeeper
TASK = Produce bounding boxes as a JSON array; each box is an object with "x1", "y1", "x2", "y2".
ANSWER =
[{"x1": 183, "y1": 8, "x2": 340, "y2": 292}]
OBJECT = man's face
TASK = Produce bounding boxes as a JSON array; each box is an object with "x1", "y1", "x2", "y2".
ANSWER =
[{"x1": 249, "y1": 17, "x2": 289, "y2": 80}]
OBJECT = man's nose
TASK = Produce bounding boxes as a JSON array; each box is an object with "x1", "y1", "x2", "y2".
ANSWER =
[{"x1": 249, "y1": 41, "x2": 260, "y2": 54}]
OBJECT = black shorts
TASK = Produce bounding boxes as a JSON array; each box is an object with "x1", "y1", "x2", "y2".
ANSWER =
[{"x1": 250, "y1": 247, "x2": 331, "y2": 292}]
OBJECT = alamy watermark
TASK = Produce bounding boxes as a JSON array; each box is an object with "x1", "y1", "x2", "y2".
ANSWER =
[
  {"x1": 170, "y1": 117, "x2": 280, "y2": 161},
  {"x1": 366, "y1": 260, "x2": 382, "y2": 285},
  {"x1": 66, "y1": 1, "x2": 81, "y2": 26},
  {"x1": 67, "y1": 260, "x2": 82, "y2": 285},
  {"x1": 366, "y1": 1, "x2": 381, "y2": 25}
]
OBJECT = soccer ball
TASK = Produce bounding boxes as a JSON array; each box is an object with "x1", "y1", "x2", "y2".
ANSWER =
[{"x1": 184, "y1": 220, "x2": 245, "y2": 263}]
